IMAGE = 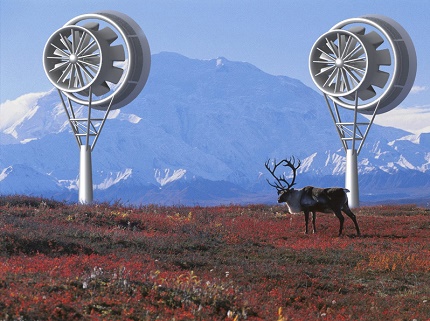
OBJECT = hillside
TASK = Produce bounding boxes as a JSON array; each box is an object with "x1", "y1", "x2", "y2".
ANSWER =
[{"x1": 0, "y1": 195, "x2": 429, "y2": 320}]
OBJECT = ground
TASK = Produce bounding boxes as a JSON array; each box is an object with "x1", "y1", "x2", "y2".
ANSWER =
[{"x1": 0, "y1": 195, "x2": 429, "y2": 320}]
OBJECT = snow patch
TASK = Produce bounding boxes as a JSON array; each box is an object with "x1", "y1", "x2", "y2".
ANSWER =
[
  {"x1": 20, "y1": 138, "x2": 38, "y2": 144},
  {"x1": 390, "y1": 134, "x2": 421, "y2": 145},
  {"x1": 128, "y1": 114, "x2": 142, "y2": 124},
  {"x1": 301, "y1": 153, "x2": 316, "y2": 172},
  {"x1": 107, "y1": 110, "x2": 141, "y2": 124},
  {"x1": 58, "y1": 179, "x2": 78, "y2": 191},
  {"x1": 396, "y1": 155, "x2": 415, "y2": 170},
  {"x1": 108, "y1": 109, "x2": 121, "y2": 119},
  {"x1": 155, "y1": 168, "x2": 187, "y2": 186},
  {"x1": 0, "y1": 91, "x2": 49, "y2": 132},
  {"x1": 0, "y1": 166, "x2": 13, "y2": 181},
  {"x1": 96, "y1": 168, "x2": 133, "y2": 190},
  {"x1": 216, "y1": 58, "x2": 224, "y2": 68}
]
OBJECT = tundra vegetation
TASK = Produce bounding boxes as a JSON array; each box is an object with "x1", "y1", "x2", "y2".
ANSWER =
[{"x1": 0, "y1": 195, "x2": 429, "y2": 320}]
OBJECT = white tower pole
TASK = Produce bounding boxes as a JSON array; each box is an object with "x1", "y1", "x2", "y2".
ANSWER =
[
  {"x1": 79, "y1": 145, "x2": 93, "y2": 204},
  {"x1": 345, "y1": 149, "x2": 359, "y2": 208}
]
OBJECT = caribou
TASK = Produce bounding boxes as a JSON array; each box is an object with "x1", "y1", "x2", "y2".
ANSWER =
[{"x1": 265, "y1": 157, "x2": 361, "y2": 236}]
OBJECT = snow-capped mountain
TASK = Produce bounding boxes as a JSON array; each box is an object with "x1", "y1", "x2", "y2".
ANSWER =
[{"x1": 1, "y1": 52, "x2": 429, "y2": 205}]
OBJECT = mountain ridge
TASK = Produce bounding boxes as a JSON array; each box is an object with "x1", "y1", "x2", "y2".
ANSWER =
[{"x1": 1, "y1": 52, "x2": 429, "y2": 205}]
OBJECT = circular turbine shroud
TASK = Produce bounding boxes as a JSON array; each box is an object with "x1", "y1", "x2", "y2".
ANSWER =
[
  {"x1": 43, "y1": 11, "x2": 151, "y2": 110},
  {"x1": 309, "y1": 15, "x2": 416, "y2": 115}
]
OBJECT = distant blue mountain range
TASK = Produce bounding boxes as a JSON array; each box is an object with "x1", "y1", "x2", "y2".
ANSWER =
[{"x1": 1, "y1": 52, "x2": 429, "y2": 205}]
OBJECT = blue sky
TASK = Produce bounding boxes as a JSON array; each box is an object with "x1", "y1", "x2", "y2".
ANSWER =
[{"x1": 1, "y1": 0, "x2": 429, "y2": 130}]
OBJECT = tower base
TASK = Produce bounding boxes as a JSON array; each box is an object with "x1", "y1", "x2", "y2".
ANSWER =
[
  {"x1": 345, "y1": 149, "x2": 359, "y2": 208},
  {"x1": 79, "y1": 145, "x2": 93, "y2": 204}
]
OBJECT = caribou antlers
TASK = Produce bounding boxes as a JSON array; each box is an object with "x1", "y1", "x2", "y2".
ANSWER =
[{"x1": 264, "y1": 157, "x2": 301, "y2": 192}]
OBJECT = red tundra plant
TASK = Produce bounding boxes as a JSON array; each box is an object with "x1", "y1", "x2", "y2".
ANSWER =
[{"x1": 0, "y1": 196, "x2": 429, "y2": 320}]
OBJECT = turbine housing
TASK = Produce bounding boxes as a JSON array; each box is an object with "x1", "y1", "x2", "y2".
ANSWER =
[
  {"x1": 309, "y1": 14, "x2": 416, "y2": 115},
  {"x1": 43, "y1": 10, "x2": 151, "y2": 110}
]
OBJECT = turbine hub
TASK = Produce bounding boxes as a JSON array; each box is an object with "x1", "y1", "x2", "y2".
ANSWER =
[
  {"x1": 335, "y1": 58, "x2": 344, "y2": 68},
  {"x1": 69, "y1": 54, "x2": 78, "y2": 64}
]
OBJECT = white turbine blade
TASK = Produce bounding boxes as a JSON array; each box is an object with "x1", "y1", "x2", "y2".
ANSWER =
[
  {"x1": 58, "y1": 63, "x2": 73, "y2": 83},
  {"x1": 59, "y1": 33, "x2": 73, "y2": 53},
  {"x1": 315, "y1": 65, "x2": 335, "y2": 77},
  {"x1": 334, "y1": 69, "x2": 342, "y2": 93},
  {"x1": 323, "y1": 68, "x2": 338, "y2": 88},
  {"x1": 343, "y1": 65, "x2": 361, "y2": 86},
  {"x1": 76, "y1": 32, "x2": 91, "y2": 56},
  {"x1": 343, "y1": 36, "x2": 358, "y2": 60},
  {"x1": 53, "y1": 48, "x2": 67, "y2": 57},
  {"x1": 340, "y1": 68, "x2": 351, "y2": 91},
  {"x1": 338, "y1": 34, "x2": 346, "y2": 57},
  {"x1": 49, "y1": 61, "x2": 69, "y2": 73},
  {"x1": 326, "y1": 38, "x2": 339, "y2": 57},
  {"x1": 78, "y1": 39, "x2": 98, "y2": 56}
]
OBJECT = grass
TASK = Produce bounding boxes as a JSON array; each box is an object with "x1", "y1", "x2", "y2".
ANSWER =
[{"x1": 0, "y1": 195, "x2": 429, "y2": 320}]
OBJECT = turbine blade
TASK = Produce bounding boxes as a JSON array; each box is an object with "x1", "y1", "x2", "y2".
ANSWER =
[
  {"x1": 358, "y1": 86, "x2": 376, "y2": 100},
  {"x1": 49, "y1": 61, "x2": 69, "y2": 73},
  {"x1": 348, "y1": 26, "x2": 365, "y2": 35},
  {"x1": 53, "y1": 48, "x2": 67, "y2": 57},
  {"x1": 72, "y1": 30, "x2": 79, "y2": 52},
  {"x1": 343, "y1": 36, "x2": 358, "y2": 59},
  {"x1": 82, "y1": 22, "x2": 99, "y2": 31},
  {"x1": 77, "y1": 33, "x2": 91, "y2": 55},
  {"x1": 364, "y1": 30, "x2": 384, "y2": 48},
  {"x1": 315, "y1": 65, "x2": 335, "y2": 77},
  {"x1": 334, "y1": 69, "x2": 342, "y2": 93},
  {"x1": 376, "y1": 49, "x2": 391, "y2": 65},
  {"x1": 338, "y1": 34, "x2": 346, "y2": 57},
  {"x1": 59, "y1": 33, "x2": 73, "y2": 53},
  {"x1": 85, "y1": 43, "x2": 99, "y2": 55},
  {"x1": 92, "y1": 81, "x2": 110, "y2": 96},
  {"x1": 58, "y1": 64, "x2": 73, "y2": 83},
  {"x1": 340, "y1": 68, "x2": 351, "y2": 91},
  {"x1": 372, "y1": 70, "x2": 390, "y2": 88},
  {"x1": 109, "y1": 45, "x2": 126, "y2": 61},
  {"x1": 98, "y1": 26, "x2": 118, "y2": 44},
  {"x1": 323, "y1": 68, "x2": 338, "y2": 88},
  {"x1": 316, "y1": 47, "x2": 335, "y2": 62},
  {"x1": 75, "y1": 65, "x2": 85, "y2": 87},
  {"x1": 105, "y1": 66, "x2": 124, "y2": 84},
  {"x1": 326, "y1": 39, "x2": 339, "y2": 57}
]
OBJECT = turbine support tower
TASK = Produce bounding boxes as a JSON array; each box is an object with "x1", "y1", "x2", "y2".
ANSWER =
[
  {"x1": 57, "y1": 89, "x2": 114, "y2": 204},
  {"x1": 309, "y1": 15, "x2": 416, "y2": 207},
  {"x1": 43, "y1": 11, "x2": 151, "y2": 204}
]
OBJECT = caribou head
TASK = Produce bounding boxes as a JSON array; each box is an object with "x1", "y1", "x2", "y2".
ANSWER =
[{"x1": 264, "y1": 157, "x2": 301, "y2": 205}]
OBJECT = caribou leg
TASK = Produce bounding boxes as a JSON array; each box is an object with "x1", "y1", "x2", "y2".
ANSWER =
[
  {"x1": 304, "y1": 210, "x2": 310, "y2": 234},
  {"x1": 333, "y1": 210, "x2": 345, "y2": 236},
  {"x1": 342, "y1": 207, "x2": 361, "y2": 236},
  {"x1": 311, "y1": 211, "x2": 317, "y2": 234}
]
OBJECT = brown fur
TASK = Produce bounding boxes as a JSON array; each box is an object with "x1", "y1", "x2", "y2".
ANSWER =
[{"x1": 278, "y1": 186, "x2": 361, "y2": 236}]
